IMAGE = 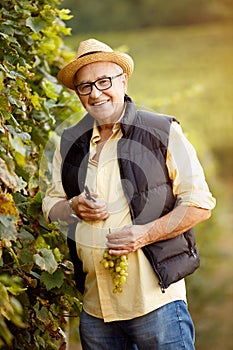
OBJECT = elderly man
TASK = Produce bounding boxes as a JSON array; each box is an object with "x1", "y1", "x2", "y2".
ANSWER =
[{"x1": 43, "y1": 38, "x2": 216, "y2": 350}]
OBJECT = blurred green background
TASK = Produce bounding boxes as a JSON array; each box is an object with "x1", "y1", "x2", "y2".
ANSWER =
[{"x1": 61, "y1": 1, "x2": 233, "y2": 349}]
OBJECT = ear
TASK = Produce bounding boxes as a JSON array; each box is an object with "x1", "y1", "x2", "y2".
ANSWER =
[{"x1": 122, "y1": 73, "x2": 128, "y2": 94}]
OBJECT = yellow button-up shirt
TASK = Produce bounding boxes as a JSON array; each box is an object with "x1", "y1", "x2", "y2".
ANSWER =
[{"x1": 43, "y1": 121, "x2": 216, "y2": 322}]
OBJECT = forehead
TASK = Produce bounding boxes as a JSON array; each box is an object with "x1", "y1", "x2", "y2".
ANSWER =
[{"x1": 76, "y1": 61, "x2": 122, "y2": 82}]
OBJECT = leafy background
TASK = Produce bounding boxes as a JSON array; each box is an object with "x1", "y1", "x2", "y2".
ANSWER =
[
  {"x1": 0, "y1": 0, "x2": 232, "y2": 349},
  {"x1": 0, "y1": 0, "x2": 83, "y2": 349}
]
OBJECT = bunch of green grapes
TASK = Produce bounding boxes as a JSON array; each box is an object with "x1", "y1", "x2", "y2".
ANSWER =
[{"x1": 100, "y1": 248, "x2": 128, "y2": 293}]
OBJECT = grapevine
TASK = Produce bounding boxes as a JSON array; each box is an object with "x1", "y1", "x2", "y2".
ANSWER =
[{"x1": 101, "y1": 248, "x2": 128, "y2": 293}]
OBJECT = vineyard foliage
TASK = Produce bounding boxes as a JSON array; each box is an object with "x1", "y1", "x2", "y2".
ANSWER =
[{"x1": 0, "y1": 0, "x2": 82, "y2": 348}]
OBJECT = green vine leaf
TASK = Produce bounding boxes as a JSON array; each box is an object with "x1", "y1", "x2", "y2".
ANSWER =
[
  {"x1": 40, "y1": 270, "x2": 64, "y2": 291},
  {"x1": 25, "y1": 17, "x2": 47, "y2": 33},
  {"x1": 33, "y1": 248, "x2": 57, "y2": 274}
]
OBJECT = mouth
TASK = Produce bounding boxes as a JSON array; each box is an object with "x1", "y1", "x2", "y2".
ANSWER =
[{"x1": 91, "y1": 99, "x2": 109, "y2": 107}]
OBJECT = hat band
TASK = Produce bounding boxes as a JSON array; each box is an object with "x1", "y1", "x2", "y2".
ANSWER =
[{"x1": 78, "y1": 50, "x2": 104, "y2": 59}]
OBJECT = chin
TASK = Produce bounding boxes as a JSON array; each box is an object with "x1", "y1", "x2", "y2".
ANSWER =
[{"x1": 93, "y1": 110, "x2": 116, "y2": 123}]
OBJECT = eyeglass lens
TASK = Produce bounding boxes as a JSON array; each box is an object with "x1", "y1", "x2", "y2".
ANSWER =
[
  {"x1": 78, "y1": 77, "x2": 112, "y2": 95},
  {"x1": 75, "y1": 73, "x2": 123, "y2": 95}
]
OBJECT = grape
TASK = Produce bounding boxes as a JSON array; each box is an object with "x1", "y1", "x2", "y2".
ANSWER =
[{"x1": 100, "y1": 248, "x2": 128, "y2": 293}]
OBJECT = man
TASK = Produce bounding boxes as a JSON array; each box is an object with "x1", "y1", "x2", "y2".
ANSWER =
[{"x1": 43, "y1": 38, "x2": 216, "y2": 349}]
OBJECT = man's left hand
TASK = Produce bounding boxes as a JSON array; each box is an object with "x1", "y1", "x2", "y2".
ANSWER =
[{"x1": 106, "y1": 224, "x2": 150, "y2": 255}]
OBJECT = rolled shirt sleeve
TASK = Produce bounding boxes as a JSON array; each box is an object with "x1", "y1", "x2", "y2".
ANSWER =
[
  {"x1": 42, "y1": 144, "x2": 66, "y2": 222},
  {"x1": 166, "y1": 122, "x2": 216, "y2": 210}
]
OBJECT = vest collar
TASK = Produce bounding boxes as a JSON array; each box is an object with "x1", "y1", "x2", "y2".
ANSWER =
[{"x1": 119, "y1": 95, "x2": 137, "y2": 137}]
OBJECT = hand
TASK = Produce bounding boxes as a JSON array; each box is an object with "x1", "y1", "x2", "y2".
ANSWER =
[
  {"x1": 72, "y1": 193, "x2": 109, "y2": 222},
  {"x1": 106, "y1": 224, "x2": 149, "y2": 255}
]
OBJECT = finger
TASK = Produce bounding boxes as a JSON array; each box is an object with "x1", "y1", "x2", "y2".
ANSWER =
[
  {"x1": 106, "y1": 232, "x2": 133, "y2": 245},
  {"x1": 81, "y1": 208, "x2": 109, "y2": 221},
  {"x1": 84, "y1": 213, "x2": 109, "y2": 221},
  {"x1": 106, "y1": 229, "x2": 130, "y2": 240},
  {"x1": 82, "y1": 205, "x2": 109, "y2": 216},
  {"x1": 86, "y1": 200, "x2": 108, "y2": 211},
  {"x1": 107, "y1": 237, "x2": 142, "y2": 252},
  {"x1": 108, "y1": 248, "x2": 131, "y2": 256},
  {"x1": 107, "y1": 238, "x2": 130, "y2": 246},
  {"x1": 79, "y1": 200, "x2": 107, "y2": 214},
  {"x1": 106, "y1": 224, "x2": 132, "y2": 237}
]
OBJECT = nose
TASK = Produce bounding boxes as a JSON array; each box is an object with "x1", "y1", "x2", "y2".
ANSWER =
[{"x1": 90, "y1": 84, "x2": 102, "y2": 99}]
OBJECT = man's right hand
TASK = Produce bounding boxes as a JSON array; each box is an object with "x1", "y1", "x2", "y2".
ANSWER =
[{"x1": 71, "y1": 193, "x2": 109, "y2": 222}]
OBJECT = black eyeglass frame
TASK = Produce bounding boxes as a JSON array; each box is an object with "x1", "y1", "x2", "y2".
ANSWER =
[{"x1": 74, "y1": 73, "x2": 123, "y2": 96}]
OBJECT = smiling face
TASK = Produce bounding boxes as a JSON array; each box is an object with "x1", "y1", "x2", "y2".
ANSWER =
[{"x1": 74, "y1": 61, "x2": 128, "y2": 126}]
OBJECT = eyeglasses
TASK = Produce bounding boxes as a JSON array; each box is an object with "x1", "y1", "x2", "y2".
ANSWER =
[{"x1": 74, "y1": 73, "x2": 123, "y2": 96}]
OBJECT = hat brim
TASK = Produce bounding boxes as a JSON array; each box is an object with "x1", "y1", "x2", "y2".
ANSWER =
[{"x1": 57, "y1": 51, "x2": 134, "y2": 90}]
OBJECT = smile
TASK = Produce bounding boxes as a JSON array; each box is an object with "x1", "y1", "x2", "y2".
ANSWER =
[{"x1": 92, "y1": 100, "x2": 109, "y2": 106}]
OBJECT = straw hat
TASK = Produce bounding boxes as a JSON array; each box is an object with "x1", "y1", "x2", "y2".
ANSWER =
[{"x1": 57, "y1": 38, "x2": 134, "y2": 90}]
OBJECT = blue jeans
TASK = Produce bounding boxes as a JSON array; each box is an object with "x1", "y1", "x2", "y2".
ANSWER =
[{"x1": 79, "y1": 300, "x2": 195, "y2": 350}]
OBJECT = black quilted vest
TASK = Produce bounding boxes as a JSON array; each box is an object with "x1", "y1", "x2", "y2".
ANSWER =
[{"x1": 60, "y1": 96, "x2": 200, "y2": 294}]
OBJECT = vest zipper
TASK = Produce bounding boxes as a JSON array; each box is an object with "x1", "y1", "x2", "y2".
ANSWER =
[
  {"x1": 190, "y1": 247, "x2": 197, "y2": 258},
  {"x1": 159, "y1": 282, "x2": 166, "y2": 294},
  {"x1": 142, "y1": 246, "x2": 166, "y2": 293}
]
